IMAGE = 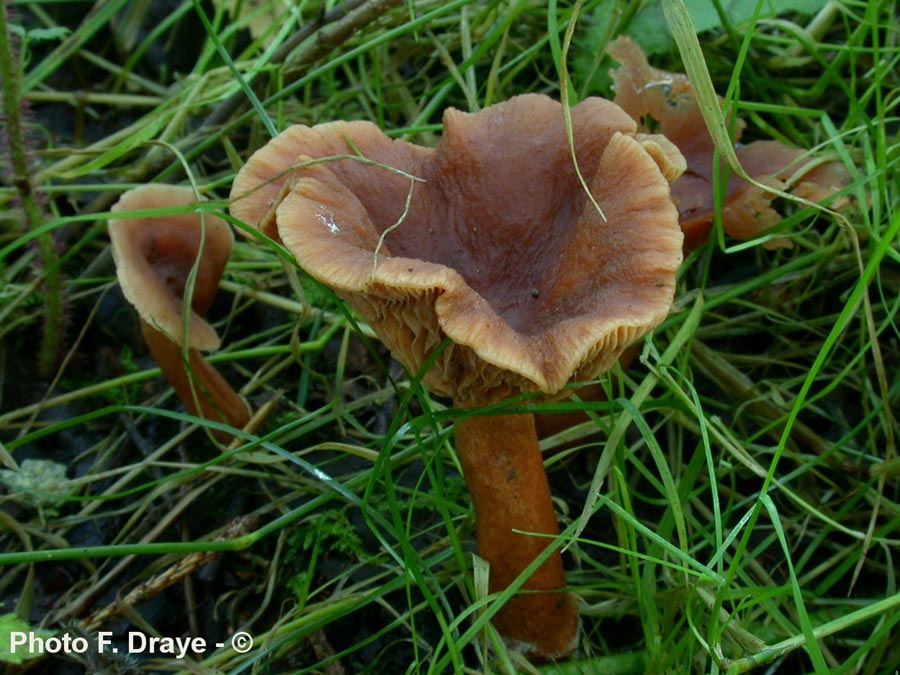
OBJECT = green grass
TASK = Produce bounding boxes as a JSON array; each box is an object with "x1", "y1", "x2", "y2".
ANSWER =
[{"x1": 1, "y1": 0, "x2": 899, "y2": 673}]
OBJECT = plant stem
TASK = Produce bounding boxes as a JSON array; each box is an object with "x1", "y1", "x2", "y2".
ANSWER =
[{"x1": 0, "y1": 0, "x2": 63, "y2": 377}]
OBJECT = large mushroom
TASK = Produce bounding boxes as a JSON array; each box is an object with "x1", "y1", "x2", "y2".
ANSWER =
[
  {"x1": 608, "y1": 36, "x2": 850, "y2": 249},
  {"x1": 109, "y1": 184, "x2": 250, "y2": 441},
  {"x1": 230, "y1": 94, "x2": 684, "y2": 658}
]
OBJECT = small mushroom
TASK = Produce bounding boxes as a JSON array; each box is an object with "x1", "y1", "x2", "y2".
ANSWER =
[
  {"x1": 109, "y1": 184, "x2": 250, "y2": 441},
  {"x1": 230, "y1": 94, "x2": 684, "y2": 658},
  {"x1": 608, "y1": 36, "x2": 850, "y2": 249}
]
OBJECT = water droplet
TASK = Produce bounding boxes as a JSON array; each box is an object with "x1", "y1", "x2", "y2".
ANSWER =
[{"x1": 316, "y1": 208, "x2": 339, "y2": 234}]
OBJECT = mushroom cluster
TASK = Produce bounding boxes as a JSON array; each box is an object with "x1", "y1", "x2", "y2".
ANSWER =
[
  {"x1": 230, "y1": 94, "x2": 684, "y2": 658},
  {"x1": 608, "y1": 36, "x2": 850, "y2": 249},
  {"x1": 109, "y1": 184, "x2": 250, "y2": 441}
]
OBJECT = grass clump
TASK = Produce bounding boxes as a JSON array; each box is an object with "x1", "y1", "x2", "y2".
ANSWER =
[{"x1": 1, "y1": 0, "x2": 899, "y2": 673}]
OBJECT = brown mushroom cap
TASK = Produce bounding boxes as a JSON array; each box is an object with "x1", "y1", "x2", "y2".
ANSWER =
[
  {"x1": 607, "y1": 36, "x2": 850, "y2": 249},
  {"x1": 231, "y1": 94, "x2": 684, "y2": 404},
  {"x1": 109, "y1": 184, "x2": 234, "y2": 351}
]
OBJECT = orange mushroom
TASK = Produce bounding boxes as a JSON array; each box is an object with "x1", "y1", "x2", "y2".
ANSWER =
[
  {"x1": 109, "y1": 184, "x2": 250, "y2": 441},
  {"x1": 230, "y1": 94, "x2": 684, "y2": 658},
  {"x1": 608, "y1": 35, "x2": 850, "y2": 249}
]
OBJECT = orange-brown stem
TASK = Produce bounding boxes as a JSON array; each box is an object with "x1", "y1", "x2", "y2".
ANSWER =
[
  {"x1": 455, "y1": 412, "x2": 578, "y2": 659},
  {"x1": 141, "y1": 320, "x2": 250, "y2": 442},
  {"x1": 533, "y1": 344, "x2": 640, "y2": 443}
]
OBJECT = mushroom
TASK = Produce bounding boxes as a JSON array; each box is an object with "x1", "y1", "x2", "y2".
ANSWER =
[
  {"x1": 109, "y1": 184, "x2": 250, "y2": 441},
  {"x1": 230, "y1": 94, "x2": 684, "y2": 658},
  {"x1": 608, "y1": 36, "x2": 850, "y2": 249}
]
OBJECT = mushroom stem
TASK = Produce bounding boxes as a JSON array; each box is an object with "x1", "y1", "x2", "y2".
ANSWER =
[
  {"x1": 141, "y1": 320, "x2": 250, "y2": 441},
  {"x1": 455, "y1": 412, "x2": 578, "y2": 658}
]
